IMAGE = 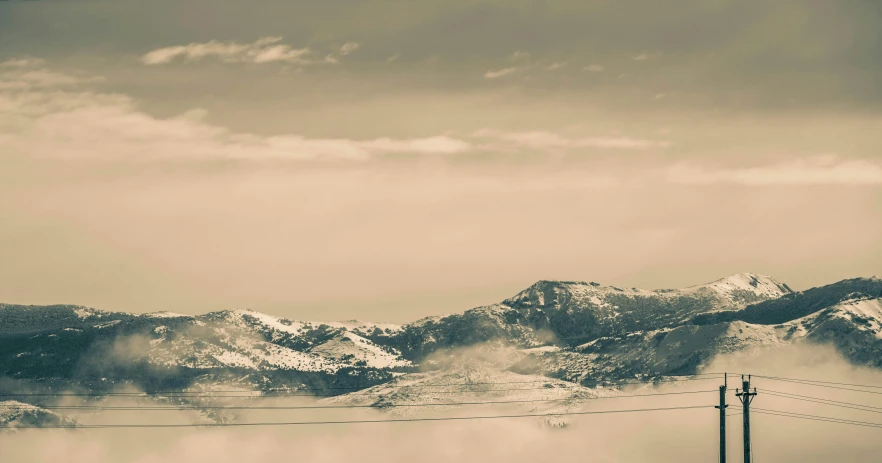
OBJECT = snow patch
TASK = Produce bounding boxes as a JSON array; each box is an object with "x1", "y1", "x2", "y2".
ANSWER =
[
  {"x1": 143, "y1": 311, "x2": 191, "y2": 319},
  {"x1": 326, "y1": 320, "x2": 403, "y2": 333},
  {"x1": 93, "y1": 320, "x2": 121, "y2": 329},
  {"x1": 228, "y1": 309, "x2": 306, "y2": 338},
  {"x1": 309, "y1": 332, "x2": 410, "y2": 369},
  {"x1": 694, "y1": 273, "x2": 790, "y2": 300},
  {"x1": 212, "y1": 351, "x2": 258, "y2": 369}
]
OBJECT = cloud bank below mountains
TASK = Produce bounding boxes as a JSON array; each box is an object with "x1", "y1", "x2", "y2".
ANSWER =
[{"x1": 2, "y1": 345, "x2": 881, "y2": 463}]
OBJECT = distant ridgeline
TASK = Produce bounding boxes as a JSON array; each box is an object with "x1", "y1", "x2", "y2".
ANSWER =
[
  {"x1": 691, "y1": 277, "x2": 882, "y2": 325},
  {"x1": 2, "y1": 274, "x2": 882, "y2": 394}
]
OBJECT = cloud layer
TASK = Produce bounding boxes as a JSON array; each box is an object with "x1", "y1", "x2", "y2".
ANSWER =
[
  {"x1": 2, "y1": 57, "x2": 880, "y2": 187},
  {"x1": 1, "y1": 59, "x2": 680, "y2": 163},
  {"x1": 0, "y1": 59, "x2": 467, "y2": 161},
  {"x1": 669, "y1": 155, "x2": 882, "y2": 186},
  {"x1": 141, "y1": 37, "x2": 359, "y2": 66},
  {"x1": 474, "y1": 129, "x2": 670, "y2": 151},
  {"x1": 2, "y1": 345, "x2": 882, "y2": 463}
]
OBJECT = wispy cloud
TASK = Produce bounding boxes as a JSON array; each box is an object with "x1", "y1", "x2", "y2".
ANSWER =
[
  {"x1": 1, "y1": 58, "x2": 47, "y2": 68},
  {"x1": 483, "y1": 67, "x2": 518, "y2": 79},
  {"x1": 338, "y1": 42, "x2": 361, "y2": 56},
  {"x1": 360, "y1": 136, "x2": 470, "y2": 154},
  {"x1": 583, "y1": 64, "x2": 604, "y2": 72},
  {"x1": 484, "y1": 52, "x2": 570, "y2": 79},
  {"x1": 483, "y1": 51, "x2": 537, "y2": 79},
  {"x1": 0, "y1": 59, "x2": 470, "y2": 162},
  {"x1": 1, "y1": 61, "x2": 677, "y2": 164},
  {"x1": 0, "y1": 61, "x2": 103, "y2": 90},
  {"x1": 667, "y1": 155, "x2": 882, "y2": 186},
  {"x1": 632, "y1": 52, "x2": 661, "y2": 61},
  {"x1": 473, "y1": 129, "x2": 670, "y2": 151},
  {"x1": 141, "y1": 37, "x2": 357, "y2": 66}
]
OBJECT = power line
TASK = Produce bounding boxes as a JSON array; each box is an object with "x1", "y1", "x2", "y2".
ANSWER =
[
  {"x1": 753, "y1": 375, "x2": 882, "y2": 390},
  {"x1": 0, "y1": 385, "x2": 583, "y2": 398},
  {"x1": 0, "y1": 373, "x2": 723, "y2": 394},
  {"x1": 0, "y1": 374, "x2": 724, "y2": 398},
  {"x1": 756, "y1": 410, "x2": 882, "y2": 429},
  {"x1": 753, "y1": 408, "x2": 882, "y2": 430},
  {"x1": 1, "y1": 389, "x2": 718, "y2": 412},
  {"x1": 754, "y1": 376, "x2": 882, "y2": 396},
  {"x1": 0, "y1": 384, "x2": 646, "y2": 399},
  {"x1": 1, "y1": 404, "x2": 714, "y2": 429},
  {"x1": 764, "y1": 390, "x2": 882, "y2": 415}
]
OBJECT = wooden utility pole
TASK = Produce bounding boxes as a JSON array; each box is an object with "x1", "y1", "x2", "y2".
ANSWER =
[
  {"x1": 735, "y1": 375, "x2": 757, "y2": 463},
  {"x1": 716, "y1": 373, "x2": 728, "y2": 463}
]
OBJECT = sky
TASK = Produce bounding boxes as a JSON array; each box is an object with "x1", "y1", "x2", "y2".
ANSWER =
[{"x1": 1, "y1": 0, "x2": 880, "y2": 322}]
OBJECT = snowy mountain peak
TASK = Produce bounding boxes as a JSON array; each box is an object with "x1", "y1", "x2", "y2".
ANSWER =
[
  {"x1": 505, "y1": 280, "x2": 637, "y2": 308},
  {"x1": 692, "y1": 273, "x2": 792, "y2": 300},
  {"x1": 505, "y1": 273, "x2": 791, "y2": 311}
]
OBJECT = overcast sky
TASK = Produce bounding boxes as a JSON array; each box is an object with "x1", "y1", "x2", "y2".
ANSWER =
[{"x1": 1, "y1": 0, "x2": 880, "y2": 321}]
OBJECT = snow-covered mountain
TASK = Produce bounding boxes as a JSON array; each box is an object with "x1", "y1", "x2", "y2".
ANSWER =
[
  {"x1": 1, "y1": 273, "x2": 881, "y2": 426},
  {"x1": 389, "y1": 273, "x2": 793, "y2": 359},
  {"x1": 688, "y1": 272, "x2": 793, "y2": 302},
  {"x1": 0, "y1": 304, "x2": 411, "y2": 402},
  {"x1": 0, "y1": 401, "x2": 77, "y2": 430}
]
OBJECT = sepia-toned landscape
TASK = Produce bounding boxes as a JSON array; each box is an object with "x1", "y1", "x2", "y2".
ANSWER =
[{"x1": 2, "y1": 1, "x2": 881, "y2": 461}]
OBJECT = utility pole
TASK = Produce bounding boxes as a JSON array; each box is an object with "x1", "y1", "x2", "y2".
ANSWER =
[
  {"x1": 735, "y1": 375, "x2": 757, "y2": 463},
  {"x1": 716, "y1": 373, "x2": 728, "y2": 463}
]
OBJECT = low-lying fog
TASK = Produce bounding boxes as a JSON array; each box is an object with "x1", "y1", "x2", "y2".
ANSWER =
[{"x1": 2, "y1": 344, "x2": 881, "y2": 463}]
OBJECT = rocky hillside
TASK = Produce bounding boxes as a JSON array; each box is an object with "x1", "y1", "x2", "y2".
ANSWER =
[
  {"x1": 378, "y1": 273, "x2": 792, "y2": 360},
  {"x1": 0, "y1": 306, "x2": 407, "y2": 396},
  {"x1": 1, "y1": 273, "x2": 880, "y2": 402},
  {"x1": 0, "y1": 401, "x2": 77, "y2": 430}
]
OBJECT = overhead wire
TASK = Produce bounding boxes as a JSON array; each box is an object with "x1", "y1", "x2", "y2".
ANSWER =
[
  {"x1": 13, "y1": 371, "x2": 882, "y2": 434},
  {"x1": 753, "y1": 375, "x2": 882, "y2": 390},
  {"x1": 1, "y1": 389, "x2": 719, "y2": 412},
  {"x1": 749, "y1": 375, "x2": 882, "y2": 396},
  {"x1": 764, "y1": 389, "x2": 882, "y2": 415},
  {"x1": 753, "y1": 407, "x2": 882, "y2": 430},
  {"x1": 1, "y1": 404, "x2": 714, "y2": 429},
  {"x1": 0, "y1": 373, "x2": 725, "y2": 398}
]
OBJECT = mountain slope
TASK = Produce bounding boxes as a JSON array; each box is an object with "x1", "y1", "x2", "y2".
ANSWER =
[
  {"x1": 0, "y1": 401, "x2": 77, "y2": 430},
  {"x1": 692, "y1": 277, "x2": 882, "y2": 325},
  {"x1": 2, "y1": 273, "x2": 881, "y2": 427},
  {"x1": 521, "y1": 292, "x2": 882, "y2": 383},
  {"x1": 380, "y1": 273, "x2": 791, "y2": 359}
]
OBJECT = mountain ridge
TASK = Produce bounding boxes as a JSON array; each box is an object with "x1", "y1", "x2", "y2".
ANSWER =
[
  {"x1": 2, "y1": 273, "x2": 881, "y2": 412},
  {"x1": 0, "y1": 272, "x2": 790, "y2": 326}
]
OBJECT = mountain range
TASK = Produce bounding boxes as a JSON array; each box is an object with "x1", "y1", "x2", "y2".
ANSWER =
[{"x1": 2, "y1": 272, "x2": 881, "y2": 428}]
